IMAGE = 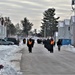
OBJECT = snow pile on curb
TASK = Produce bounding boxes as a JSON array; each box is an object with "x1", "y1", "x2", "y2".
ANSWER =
[
  {"x1": 61, "y1": 45, "x2": 75, "y2": 52},
  {"x1": 0, "y1": 44, "x2": 25, "y2": 75}
]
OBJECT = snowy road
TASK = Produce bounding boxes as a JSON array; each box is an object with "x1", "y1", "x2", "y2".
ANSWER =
[{"x1": 20, "y1": 43, "x2": 75, "y2": 75}]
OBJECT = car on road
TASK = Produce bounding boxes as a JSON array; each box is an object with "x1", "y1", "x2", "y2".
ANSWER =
[
  {"x1": 0, "y1": 39, "x2": 14, "y2": 45},
  {"x1": 4, "y1": 37, "x2": 19, "y2": 45}
]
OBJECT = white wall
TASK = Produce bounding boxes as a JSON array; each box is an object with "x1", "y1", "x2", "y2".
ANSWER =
[
  {"x1": 0, "y1": 25, "x2": 6, "y2": 39},
  {"x1": 58, "y1": 20, "x2": 71, "y2": 40}
]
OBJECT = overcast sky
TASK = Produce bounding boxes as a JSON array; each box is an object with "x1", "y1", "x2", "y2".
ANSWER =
[{"x1": 0, "y1": 0, "x2": 73, "y2": 31}]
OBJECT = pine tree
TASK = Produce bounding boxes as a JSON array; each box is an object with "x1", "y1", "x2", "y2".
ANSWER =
[
  {"x1": 21, "y1": 17, "x2": 33, "y2": 36},
  {"x1": 41, "y1": 8, "x2": 59, "y2": 37}
]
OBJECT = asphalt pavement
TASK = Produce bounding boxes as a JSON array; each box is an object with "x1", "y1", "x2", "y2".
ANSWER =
[{"x1": 20, "y1": 42, "x2": 75, "y2": 75}]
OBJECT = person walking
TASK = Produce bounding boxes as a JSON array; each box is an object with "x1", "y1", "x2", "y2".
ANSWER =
[
  {"x1": 49, "y1": 38, "x2": 55, "y2": 53},
  {"x1": 23, "y1": 38, "x2": 26, "y2": 44},
  {"x1": 44, "y1": 38, "x2": 50, "y2": 51},
  {"x1": 27, "y1": 38, "x2": 34, "y2": 53},
  {"x1": 44, "y1": 38, "x2": 55, "y2": 53},
  {"x1": 57, "y1": 39, "x2": 62, "y2": 51}
]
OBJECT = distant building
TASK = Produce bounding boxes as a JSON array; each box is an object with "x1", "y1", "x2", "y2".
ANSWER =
[
  {"x1": 58, "y1": 19, "x2": 71, "y2": 39},
  {"x1": 70, "y1": 16, "x2": 75, "y2": 46},
  {"x1": 0, "y1": 17, "x2": 7, "y2": 39},
  {"x1": 0, "y1": 25, "x2": 6, "y2": 39},
  {"x1": 58, "y1": 16, "x2": 75, "y2": 46},
  {"x1": 58, "y1": 21, "x2": 65, "y2": 39}
]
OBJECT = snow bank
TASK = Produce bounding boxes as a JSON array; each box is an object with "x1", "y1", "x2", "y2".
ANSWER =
[
  {"x1": 61, "y1": 45, "x2": 75, "y2": 52},
  {"x1": 0, "y1": 44, "x2": 25, "y2": 75}
]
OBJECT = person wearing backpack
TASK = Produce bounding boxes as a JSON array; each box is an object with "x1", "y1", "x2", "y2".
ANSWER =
[
  {"x1": 44, "y1": 37, "x2": 55, "y2": 53},
  {"x1": 57, "y1": 39, "x2": 62, "y2": 51},
  {"x1": 27, "y1": 38, "x2": 34, "y2": 53},
  {"x1": 49, "y1": 38, "x2": 55, "y2": 53}
]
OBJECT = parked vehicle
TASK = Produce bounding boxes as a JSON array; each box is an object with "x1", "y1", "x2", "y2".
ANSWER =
[
  {"x1": 0, "y1": 39, "x2": 14, "y2": 45},
  {"x1": 4, "y1": 37, "x2": 19, "y2": 45}
]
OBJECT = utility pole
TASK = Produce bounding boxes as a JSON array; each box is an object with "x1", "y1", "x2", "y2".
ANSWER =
[
  {"x1": 71, "y1": 0, "x2": 75, "y2": 46},
  {"x1": 72, "y1": 0, "x2": 75, "y2": 16}
]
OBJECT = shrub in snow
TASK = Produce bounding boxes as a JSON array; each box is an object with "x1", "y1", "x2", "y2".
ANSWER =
[
  {"x1": 0, "y1": 64, "x2": 22, "y2": 75},
  {"x1": 0, "y1": 65, "x2": 4, "y2": 69}
]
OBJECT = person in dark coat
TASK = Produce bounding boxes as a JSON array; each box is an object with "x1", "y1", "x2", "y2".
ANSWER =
[
  {"x1": 44, "y1": 38, "x2": 55, "y2": 53},
  {"x1": 45, "y1": 38, "x2": 50, "y2": 51},
  {"x1": 27, "y1": 38, "x2": 34, "y2": 53},
  {"x1": 57, "y1": 39, "x2": 62, "y2": 51},
  {"x1": 29, "y1": 38, "x2": 35, "y2": 47},
  {"x1": 23, "y1": 38, "x2": 26, "y2": 44},
  {"x1": 49, "y1": 38, "x2": 55, "y2": 53}
]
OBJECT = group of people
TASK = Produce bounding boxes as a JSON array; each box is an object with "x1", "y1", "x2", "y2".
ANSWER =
[
  {"x1": 23, "y1": 38, "x2": 34, "y2": 53},
  {"x1": 43, "y1": 38, "x2": 55, "y2": 53},
  {"x1": 23, "y1": 37, "x2": 62, "y2": 53},
  {"x1": 43, "y1": 38, "x2": 62, "y2": 53}
]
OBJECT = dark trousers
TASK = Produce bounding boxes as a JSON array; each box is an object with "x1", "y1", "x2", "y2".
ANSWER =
[
  {"x1": 28, "y1": 47, "x2": 32, "y2": 53},
  {"x1": 58, "y1": 45, "x2": 61, "y2": 51},
  {"x1": 50, "y1": 48, "x2": 53, "y2": 53},
  {"x1": 50, "y1": 46, "x2": 53, "y2": 53}
]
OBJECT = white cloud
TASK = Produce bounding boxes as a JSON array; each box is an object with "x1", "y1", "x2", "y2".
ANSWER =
[
  {"x1": 0, "y1": 2, "x2": 23, "y2": 8},
  {"x1": 0, "y1": 0, "x2": 72, "y2": 30}
]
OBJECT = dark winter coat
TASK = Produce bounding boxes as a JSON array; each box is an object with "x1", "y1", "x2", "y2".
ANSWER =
[
  {"x1": 57, "y1": 39, "x2": 62, "y2": 46},
  {"x1": 27, "y1": 38, "x2": 34, "y2": 48},
  {"x1": 44, "y1": 39, "x2": 49, "y2": 50},
  {"x1": 23, "y1": 38, "x2": 26, "y2": 44}
]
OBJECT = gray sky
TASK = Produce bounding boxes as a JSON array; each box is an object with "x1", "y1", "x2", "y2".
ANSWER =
[{"x1": 0, "y1": 0, "x2": 73, "y2": 31}]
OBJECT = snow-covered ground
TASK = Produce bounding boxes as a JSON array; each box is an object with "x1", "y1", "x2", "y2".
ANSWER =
[
  {"x1": 55, "y1": 44, "x2": 75, "y2": 53},
  {"x1": 61, "y1": 44, "x2": 75, "y2": 52},
  {"x1": 0, "y1": 38, "x2": 75, "y2": 75},
  {"x1": 0, "y1": 40, "x2": 25, "y2": 75}
]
